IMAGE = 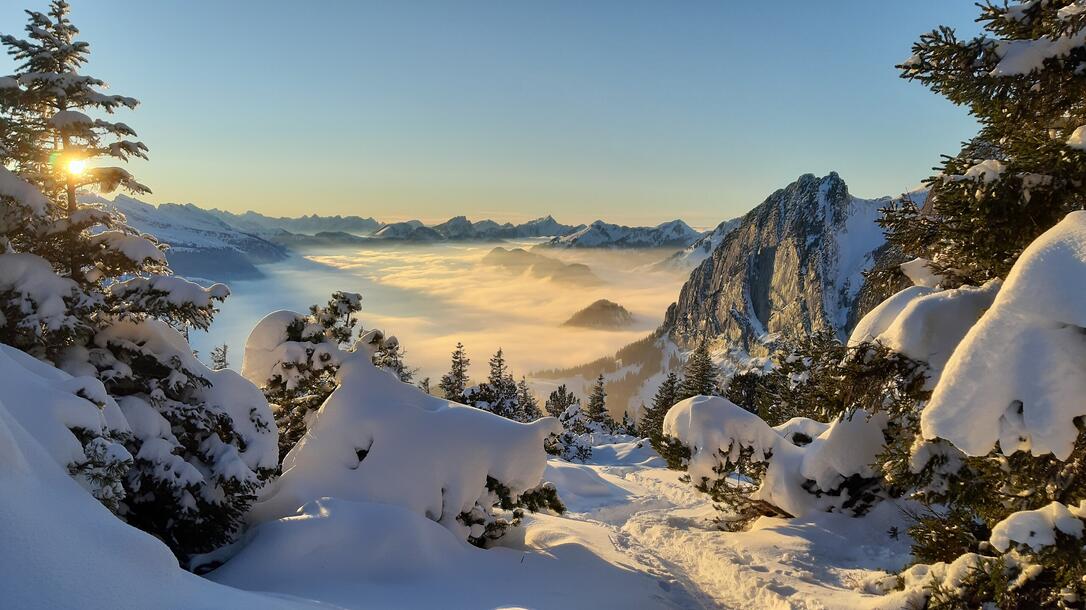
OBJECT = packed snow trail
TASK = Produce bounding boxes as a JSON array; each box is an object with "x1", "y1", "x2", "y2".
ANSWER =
[{"x1": 543, "y1": 441, "x2": 915, "y2": 610}]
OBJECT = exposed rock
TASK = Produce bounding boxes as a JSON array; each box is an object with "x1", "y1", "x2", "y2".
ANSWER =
[{"x1": 663, "y1": 173, "x2": 890, "y2": 354}]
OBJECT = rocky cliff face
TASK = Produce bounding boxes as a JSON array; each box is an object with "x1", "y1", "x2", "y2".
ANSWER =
[{"x1": 663, "y1": 173, "x2": 890, "y2": 354}]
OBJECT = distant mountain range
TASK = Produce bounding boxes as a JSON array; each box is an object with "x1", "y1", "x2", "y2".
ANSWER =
[
  {"x1": 541, "y1": 219, "x2": 703, "y2": 249},
  {"x1": 205, "y1": 210, "x2": 383, "y2": 236},
  {"x1": 80, "y1": 194, "x2": 699, "y2": 280},
  {"x1": 81, "y1": 194, "x2": 289, "y2": 280}
]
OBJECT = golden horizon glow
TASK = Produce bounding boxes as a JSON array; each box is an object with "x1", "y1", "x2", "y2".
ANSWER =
[{"x1": 66, "y1": 159, "x2": 86, "y2": 176}]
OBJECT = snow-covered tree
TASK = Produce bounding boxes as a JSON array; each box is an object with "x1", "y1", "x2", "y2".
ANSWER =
[
  {"x1": 244, "y1": 292, "x2": 361, "y2": 460},
  {"x1": 881, "y1": 0, "x2": 1086, "y2": 286},
  {"x1": 470, "y1": 348, "x2": 519, "y2": 419},
  {"x1": 514, "y1": 377, "x2": 543, "y2": 422},
  {"x1": 438, "y1": 341, "x2": 470, "y2": 402},
  {"x1": 676, "y1": 343, "x2": 719, "y2": 401},
  {"x1": 0, "y1": 2, "x2": 277, "y2": 559}
]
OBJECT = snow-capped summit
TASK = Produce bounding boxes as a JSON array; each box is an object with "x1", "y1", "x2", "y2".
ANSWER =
[
  {"x1": 660, "y1": 216, "x2": 743, "y2": 268},
  {"x1": 543, "y1": 219, "x2": 704, "y2": 249}
]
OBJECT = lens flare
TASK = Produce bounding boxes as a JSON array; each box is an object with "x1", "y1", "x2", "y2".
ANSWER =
[{"x1": 67, "y1": 159, "x2": 87, "y2": 175}]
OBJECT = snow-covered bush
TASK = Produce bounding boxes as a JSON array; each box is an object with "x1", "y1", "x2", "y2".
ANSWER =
[
  {"x1": 78, "y1": 318, "x2": 278, "y2": 557},
  {"x1": 250, "y1": 346, "x2": 564, "y2": 546},
  {"x1": 890, "y1": 501, "x2": 1086, "y2": 609},
  {"x1": 0, "y1": 343, "x2": 131, "y2": 509},
  {"x1": 242, "y1": 293, "x2": 412, "y2": 461},
  {"x1": 664, "y1": 395, "x2": 889, "y2": 529}
]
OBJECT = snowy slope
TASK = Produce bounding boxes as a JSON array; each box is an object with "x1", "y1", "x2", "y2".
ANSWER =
[
  {"x1": 81, "y1": 193, "x2": 288, "y2": 280},
  {"x1": 544, "y1": 219, "x2": 704, "y2": 249}
]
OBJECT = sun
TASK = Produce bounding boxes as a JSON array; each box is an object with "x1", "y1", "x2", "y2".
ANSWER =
[{"x1": 67, "y1": 159, "x2": 86, "y2": 175}]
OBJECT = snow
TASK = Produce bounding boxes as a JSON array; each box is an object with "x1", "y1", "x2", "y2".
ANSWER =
[
  {"x1": 664, "y1": 395, "x2": 888, "y2": 517},
  {"x1": 952, "y1": 159, "x2": 1007, "y2": 183},
  {"x1": 992, "y1": 28, "x2": 1086, "y2": 76},
  {"x1": 989, "y1": 501, "x2": 1086, "y2": 553},
  {"x1": 899, "y1": 257, "x2": 942, "y2": 288},
  {"x1": 547, "y1": 219, "x2": 703, "y2": 249},
  {"x1": 1068, "y1": 125, "x2": 1086, "y2": 151},
  {"x1": 849, "y1": 280, "x2": 1001, "y2": 383},
  {"x1": 241, "y1": 309, "x2": 343, "y2": 390},
  {"x1": 48, "y1": 109, "x2": 94, "y2": 129},
  {"x1": 92, "y1": 318, "x2": 279, "y2": 481},
  {"x1": 922, "y1": 211, "x2": 1086, "y2": 459},
  {"x1": 250, "y1": 348, "x2": 561, "y2": 542},
  {"x1": 0, "y1": 346, "x2": 315, "y2": 610},
  {"x1": 89, "y1": 230, "x2": 166, "y2": 263},
  {"x1": 0, "y1": 252, "x2": 82, "y2": 334},
  {"x1": 0, "y1": 165, "x2": 48, "y2": 215},
  {"x1": 110, "y1": 274, "x2": 229, "y2": 308}
]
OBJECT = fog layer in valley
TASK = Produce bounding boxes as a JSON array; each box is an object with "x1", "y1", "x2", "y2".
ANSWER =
[{"x1": 190, "y1": 240, "x2": 688, "y2": 382}]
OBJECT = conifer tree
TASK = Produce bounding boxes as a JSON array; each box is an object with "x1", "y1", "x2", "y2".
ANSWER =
[
  {"x1": 514, "y1": 377, "x2": 543, "y2": 422},
  {"x1": 876, "y1": 7, "x2": 1086, "y2": 605},
  {"x1": 475, "y1": 348, "x2": 518, "y2": 418},
  {"x1": 545, "y1": 384, "x2": 578, "y2": 418},
  {"x1": 0, "y1": 2, "x2": 275, "y2": 559},
  {"x1": 880, "y1": 1, "x2": 1086, "y2": 286},
  {"x1": 438, "y1": 342, "x2": 470, "y2": 402},
  {"x1": 676, "y1": 343, "x2": 719, "y2": 400},
  {"x1": 265, "y1": 291, "x2": 362, "y2": 461},
  {"x1": 583, "y1": 374, "x2": 610, "y2": 425},
  {"x1": 641, "y1": 371, "x2": 679, "y2": 450},
  {"x1": 417, "y1": 377, "x2": 431, "y2": 395},
  {"x1": 210, "y1": 344, "x2": 229, "y2": 371}
]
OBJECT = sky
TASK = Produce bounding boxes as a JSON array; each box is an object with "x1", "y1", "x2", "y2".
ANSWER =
[{"x1": 1, "y1": 1, "x2": 982, "y2": 226}]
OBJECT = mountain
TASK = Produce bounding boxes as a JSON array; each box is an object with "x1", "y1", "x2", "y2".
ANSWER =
[
  {"x1": 481, "y1": 247, "x2": 602, "y2": 285},
  {"x1": 664, "y1": 172, "x2": 891, "y2": 354},
  {"x1": 533, "y1": 172, "x2": 898, "y2": 415},
  {"x1": 375, "y1": 216, "x2": 583, "y2": 242},
  {"x1": 82, "y1": 194, "x2": 289, "y2": 281},
  {"x1": 658, "y1": 217, "x2": 743, "y2": 268},
  {"x1": 542, "y1": 219, "x2": 703, "y2": 249},
  {"x1": 562, "y1": 299, "x2": 635, "y2": 329},
  {"x1": 207, "y1": 210, "x2": 382, "y2": 236},
  {"x1": 374, "y1": 221, "x2": 441, "y2": 241}
]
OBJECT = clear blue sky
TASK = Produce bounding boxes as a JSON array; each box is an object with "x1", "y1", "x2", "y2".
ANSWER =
[{"x1": 2, "y1": 1, "x2": 981, "y2": 226}]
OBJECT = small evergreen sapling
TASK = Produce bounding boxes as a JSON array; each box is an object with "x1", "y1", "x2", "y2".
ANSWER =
[{"x1": 438, "y1": 342, "x2": 470, "y2": 402}]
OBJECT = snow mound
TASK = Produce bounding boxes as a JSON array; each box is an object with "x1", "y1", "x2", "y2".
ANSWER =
[
  {"x1": 848, "y1": 280, "x2": 1000, "y2": 383},
  {"x1": 241, "y1": 309, "x2": 343, "y2": 390},
  {"x1": 0, "y1": 346, "x2": 312, "y2": 610},
  {"x1": 922, "y1": 211, "x2": 1086, "y2": 459},
  {"x1": 664, "y1": 395, "x2": 887, "y2": 517},
  {"x1": 251, "y1": 349, "x2": 561, "y2": 541},
  {"x1": 989, "y1": 501, "x2": 1086, "y2": 553}
]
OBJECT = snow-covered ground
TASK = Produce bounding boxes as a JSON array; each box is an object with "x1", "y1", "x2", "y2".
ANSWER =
[{"x1": 206, "y1": 437, "x2": 914, "y2": 609}]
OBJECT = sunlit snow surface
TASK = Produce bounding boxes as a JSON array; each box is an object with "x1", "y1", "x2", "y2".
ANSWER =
[{"x1": 209, "y1": 439, "x2": 917, "y2": 610}]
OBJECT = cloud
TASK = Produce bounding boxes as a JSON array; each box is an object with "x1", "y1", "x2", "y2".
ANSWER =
[{"x1": 194, "y1": 242, "x2": 689, "y2": 384}]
